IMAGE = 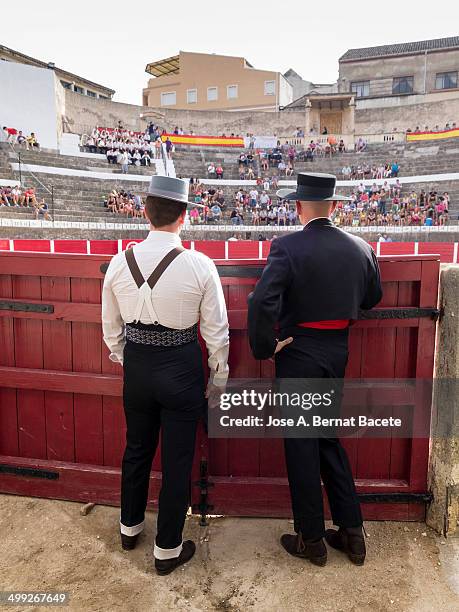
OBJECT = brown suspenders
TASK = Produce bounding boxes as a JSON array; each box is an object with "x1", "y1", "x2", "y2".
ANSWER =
[{"x1": 125, "y1": 246, "x2": 185, "y2": 289}]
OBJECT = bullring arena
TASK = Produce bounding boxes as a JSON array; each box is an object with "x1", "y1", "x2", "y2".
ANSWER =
[{"x1": 1, "y1": 21, "x2": 459, "y2": 612}]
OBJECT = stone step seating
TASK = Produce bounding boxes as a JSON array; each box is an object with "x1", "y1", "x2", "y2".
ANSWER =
[
  {"x1": 8, "y1": 149, "x2": 157, "y2": 177},
  {"x1": 0, "y1": 169, "x2": 150, "y2": 223},
  {"x1": 174, "y1": 139, "x2": 459, "y2": 181}
]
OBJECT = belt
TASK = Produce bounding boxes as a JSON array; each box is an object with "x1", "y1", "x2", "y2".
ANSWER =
[
  {"x1": 125, "y1": 322, "x2": 198, "y2": 347},
  {"x1": 297, "y1": 319, "x2": 350, "y2": 330}
]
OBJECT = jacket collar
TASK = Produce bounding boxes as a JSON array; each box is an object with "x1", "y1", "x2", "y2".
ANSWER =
[{"x1": 303, "y1": 217, "x2": 333, "y2": 229}]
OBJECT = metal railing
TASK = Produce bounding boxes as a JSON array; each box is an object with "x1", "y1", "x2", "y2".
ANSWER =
[{"x1": 7, "y1": 143, "x2": 55, "y2": 221}]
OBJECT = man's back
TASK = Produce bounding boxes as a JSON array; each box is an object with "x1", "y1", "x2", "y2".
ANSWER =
[{"x1": 248, "y1": 218, "x2": 382, "y2": 358}]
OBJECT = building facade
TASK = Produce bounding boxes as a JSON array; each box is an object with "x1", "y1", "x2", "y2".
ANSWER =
[
  {"x1": 0, "y1": 45, "x2": 114, "y2": 100},
  {"x1": 142, "y1": 51, "x2": 293, "y2": 112},
  {"x1": 338, "y1": 37, "x2": 459, "y2": 102}
]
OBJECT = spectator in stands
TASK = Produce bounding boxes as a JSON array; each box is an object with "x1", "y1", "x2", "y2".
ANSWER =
[
  {"x1": 3, "y1": 126, "x2": 18, "y2": 143},
  {"x1": 0, "y1": 186, "x2": 13, "y2": 206},
  {"x1": 11, "y1": 185, "x2": 24, "y2": 206},
  {"x1": 17, "y1": 131, "x2": 27, "y2": 148},
  {"x1": 207, "y1": 162, "x2": 216, "y2": 177},
  {"x1": 215, "y1": 165, "x2": 224, "y2": 179},
  {"x1": 210, "y1": 202, "x2": 222, "y2": 223},
  {"x1": 24, "y1": 187, "x2": 37, "y2": 207},
  {"x1": 106, "y1": 148, "x2": 117, "y2": 164},
  {"x1": 165, "y1": 137, "x2": 173, "y2": 159},
  {"x1": 120, "y1": 150, "x2": 129, "y2": 174},
  {"x1": 34, "y1": 199, "x2": 52, "y2": 221},
  {"x1": 26, "y1": 132, "x2": 40, "y2": 150}
]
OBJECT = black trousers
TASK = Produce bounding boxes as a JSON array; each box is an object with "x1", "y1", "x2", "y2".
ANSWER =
[
  {"x1": 121, "y1": 339, "x2": 205, "y2": 549},
  {"x1": 275, "y1": 328, "x2": 362, "y2": 540}
]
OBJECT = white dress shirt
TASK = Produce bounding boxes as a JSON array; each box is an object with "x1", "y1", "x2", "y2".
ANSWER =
[{"x1": 102, "y1": 231, "x2": 229, "y2": 384}]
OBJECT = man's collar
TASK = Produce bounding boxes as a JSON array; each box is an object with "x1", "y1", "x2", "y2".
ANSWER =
[
  {"x1": 303, "y1": 216, "x2": 332, "y2": 228},
  {"x1": 146, "y1": 230, "x2": 182, "y2": 245}
]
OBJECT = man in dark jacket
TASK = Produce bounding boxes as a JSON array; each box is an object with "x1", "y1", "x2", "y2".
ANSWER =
[{"x1": 247, "y1": 172, "x2": 382, "y2": 567}]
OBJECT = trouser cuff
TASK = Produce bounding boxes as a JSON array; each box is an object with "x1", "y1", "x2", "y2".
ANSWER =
[
  {"x1": 119, "y1": 519, "x2": 145, "y2": 536},
  {"x1": 154, "y1": 542, "x2": 183, "y2": 560}
]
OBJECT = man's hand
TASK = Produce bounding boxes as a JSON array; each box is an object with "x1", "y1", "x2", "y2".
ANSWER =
[
  {"x1": 205, "y1": 381, "x2": 226, "y2": 410},
  {"x1": 274, "y1": 337, "x2": 293, "y2": 354}
]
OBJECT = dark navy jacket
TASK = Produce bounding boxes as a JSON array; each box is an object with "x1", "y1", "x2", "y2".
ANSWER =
[{"x1": 247, "y1": 218, "x2": 383, "y2": 359}]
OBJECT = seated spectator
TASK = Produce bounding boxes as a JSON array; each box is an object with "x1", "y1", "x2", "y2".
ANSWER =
[
  {"x1": 189, "y1": 207, "x2": 201, "y2": 224},
  {"x1": 16, "y1": 131, "x2": 27, "y2": 148},
  {"x1": 26, "y1": 132, "x2": 40, "y2": 149},
  {"x1": 338, "y1": 139, "x2": 346, "y2": 153},
  {"x1": 34, "y1": 199, "x2": 52, "y2": 221},
  {"x1": 207, "y1": 162, "x2": 216, "y2": 177},
  {"x1": 210, "y1": 203, "x2": 222, "y2": 222},
  {"x1": 0, "y1": 186, "x2": 13, "y2": 206},
  {"x1": 106, "y1": 148, "x2": 117, "y2": 164},
  {"x1": 24, "y1": 187, "x2": 37, "y2": 207},
  {"x1": 215, "y1": 165, "x2": 224, "y2": 179},
  {"x1": 11, "y1": 185, "x2": 24, "y2": 206}
]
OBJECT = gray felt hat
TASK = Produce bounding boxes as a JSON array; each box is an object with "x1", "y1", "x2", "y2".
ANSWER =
[{"x1": 147, "y1": 175, "x2": 189, "y2": 205}]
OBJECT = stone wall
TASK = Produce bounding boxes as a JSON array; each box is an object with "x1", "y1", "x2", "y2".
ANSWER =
[
  {"x1": 355, "y1": 91, "x2": 459, "y2": 134},
  {"x1": 64, "y1": 87, "x2": 459, "y2": 140},
  {"x1": 427, "y1": 264, "x2": 459, "y2": 535},
  {"x1": 63, "y1": 90, "x2": 306, "y2": 138}
]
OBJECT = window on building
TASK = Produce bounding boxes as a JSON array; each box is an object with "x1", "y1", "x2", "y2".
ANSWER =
[
  {"x1": 74, "y1": 85, "x2": 84, "y2": 94},
  {"x1": 227, "y1": 85, "x2": 238, "y2": 99},
  {"x1": 60, "y1": 80, "x2": 72, "y2": 89},
  {"x1": 86, "y1": 90, "x2": 97, "y2": 98},
  {"x1": 435, "y1": 71, "x2": 458, "y2": 90},
  {"x1": 160, "y1": 91, "x2": 177, "y2": 106},
  {"x1": 392, "y1": 76, "x2": 414, "y2": 95},
  {"x1": 350, "y1": 81, "x2": 370, "y2": 97},
  {"x1": 264, "y1": 80, "x2": 276, "y2": 95},
  {"x1": 100, "y1": 95, "x2": 109, "y2": 100},
  {"x1": 187, "y1": 89, "x2": 197, "y2": 104},
  {"x1": 207, "y1": 87, "x2": 218, "y2": 101}
]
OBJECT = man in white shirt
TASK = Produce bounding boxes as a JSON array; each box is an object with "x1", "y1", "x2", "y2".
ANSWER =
[{"x1": 102, "y1": 175, "x2": 229, "y2": 575}]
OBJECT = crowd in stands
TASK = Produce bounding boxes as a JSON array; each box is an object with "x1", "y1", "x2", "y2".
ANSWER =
[
  {"x1": 332, "y1": 185, "x2": 450, "y2": 227},
  {"x1": 84, "y1": 122, "x2": 174, "y2": 171},
  {"x1": 407, "y1": 122, "x2": 457, "y2": 133},
  {"x1": 341, "y1": 162, "x2": 399, "y2": 180},
  {"x1": 0, "y1": 185, "x2": 51, "y2": 219},
  {"x1": 2, "y1": 127, "x2": 40, "y2": 149},
  {"x1": 103, "y1": 189, "x2": 145, "y2": 218}
]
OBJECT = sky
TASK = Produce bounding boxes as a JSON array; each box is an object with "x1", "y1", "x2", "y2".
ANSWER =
[{"x1": 2, "y1": 0, "x2": 459, "y2": 105}]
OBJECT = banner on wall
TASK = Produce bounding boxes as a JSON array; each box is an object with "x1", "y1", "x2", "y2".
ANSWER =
[
  {"x1": 243, "y1": 136, "x2": 278, "y2": 149},
  {"x1": 406, "y1": 128, "x2": 459, "y2": 142}
]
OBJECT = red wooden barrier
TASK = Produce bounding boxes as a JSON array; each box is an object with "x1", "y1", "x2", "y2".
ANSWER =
[
  {"x1": 2, "y1": 239, "x2": 459, "y2": 263},
  {"x1": 0, "y1": 252, "x2": 440, "y2": 521}
]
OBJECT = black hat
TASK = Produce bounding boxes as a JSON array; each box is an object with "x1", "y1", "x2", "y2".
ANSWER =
[{"x1": 277, "y1": 172, "x2": 352, "y2": 202}]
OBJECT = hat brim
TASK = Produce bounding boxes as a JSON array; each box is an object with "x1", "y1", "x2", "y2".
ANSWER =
[{"x1": 276, "y1": 188, "x2": 353, "y2": 202}]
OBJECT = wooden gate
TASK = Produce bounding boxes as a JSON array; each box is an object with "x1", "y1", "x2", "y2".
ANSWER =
[{"x1": 0, "y1": 251, "x2": 439, "y2": 521}]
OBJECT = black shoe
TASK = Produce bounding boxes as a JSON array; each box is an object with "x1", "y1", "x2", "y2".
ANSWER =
[
  {"x1": 325, "y1": 526, "x2": 366, "y2": 565},
  {"x1": 280, "y1": 533, "x2": 327, "y2": 567},
  {"x1": 155, "y1": 540, "x2": 196, "y2": 576},
  {"x1": 120, "y1": 531, "x2": 140, "y2": 551}
]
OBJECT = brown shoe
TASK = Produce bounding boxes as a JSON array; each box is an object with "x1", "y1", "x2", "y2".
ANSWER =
[
  {"x1": 325, "y1": 526, "x2": 366, "y2": 565},
  {"x1": 155, "y1": 540, "x2": 196, "y2": 576},
  {"x1": 120, "y1": 532, "x2": 140, "y2": 551},
  {"x1": 280, "y1": 533, "x2": 327, "y2": 566}
]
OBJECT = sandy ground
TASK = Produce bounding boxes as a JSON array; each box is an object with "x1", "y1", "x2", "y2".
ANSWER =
[{"x1": 0, "y1": 495, "x2": 458, "y2": 612}]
